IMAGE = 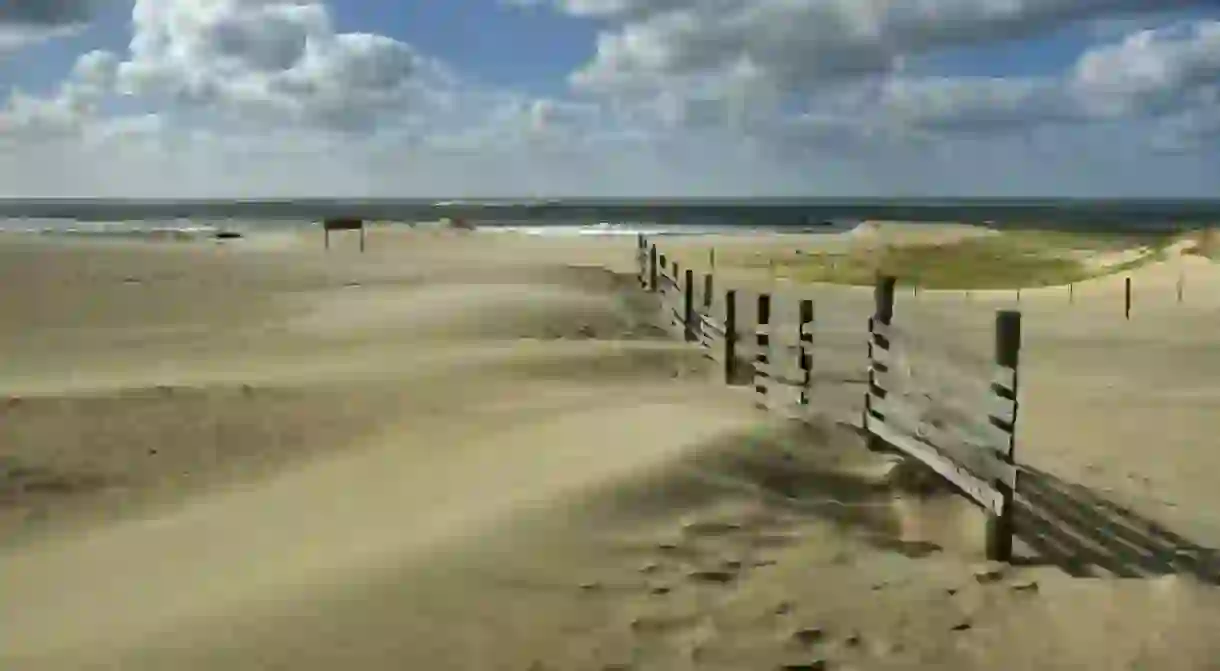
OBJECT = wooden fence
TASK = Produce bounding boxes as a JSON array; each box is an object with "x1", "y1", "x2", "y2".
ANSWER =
[{"x1": 635, "y1": 234, "x2": 1024, "y2": 562}]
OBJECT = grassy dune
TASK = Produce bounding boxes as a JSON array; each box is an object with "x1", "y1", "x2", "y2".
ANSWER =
[{"x1": 724, "y1": 229, "x2": 1180, "y2": 289}]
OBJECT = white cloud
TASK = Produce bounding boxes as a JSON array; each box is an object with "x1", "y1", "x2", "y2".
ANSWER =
[
  {"x1": 2, "y1": 0, "x2": 1220, "y2": 197},
  {"x1": 109, "y1": 0, "x2": 447, "y2": 131},
  {"x1": 555, "y1": 0, "x2": 1208, "y2": 96},
  {"x1": 1070, "y1": 21, "x2": 1220, "y2": 118}
]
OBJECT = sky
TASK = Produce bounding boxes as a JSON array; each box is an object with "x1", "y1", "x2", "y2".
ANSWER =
[{"x1": 0, "y1": 1, "x2": 1219, "y2": 199}]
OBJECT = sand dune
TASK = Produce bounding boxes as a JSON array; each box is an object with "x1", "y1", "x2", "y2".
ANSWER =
[{"x1": 4, "y1": 227, "x2": 1220, "y2": 670}]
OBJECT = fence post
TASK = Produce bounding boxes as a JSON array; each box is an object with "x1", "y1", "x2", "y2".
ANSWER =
[
  {"x1": 798, "y1": 299, "x2": 814, "y2": 406},
  {"x1": 703, "y1": 272, "x2": 714, "y2": 311},
  {"x1": 1177, "y1": 269, "x2": 1184, "y2": 304},
  {"x1": 864, "y1": 275, "x2": 897, "y2": 451},
  {"x1": 360, "y1": 226, "x2": 366, "y2": 253},
  {"x1": 637, "y1": 235, "x2": 646, "y2": 287},
  {"x1": 986, "y1": 310, "x2": 1022, "y2": 563},
  {"x1": 724, "y1": 290, "x2": 738, "y2": 384},
  {"x1": 1069, "y1": 282, "x2": 1074, "y2": 304},
  {"x1": 649, "y1": 245, "x2": 658, "y2": 292},
  {"x1": 684, "y1": 268, "x2": 696, "y2": 342},
  {"x1": 1125, "y1": 276, "x2": 1132, "y2": 319},
  {"x1": 754, "y1": 293, "x2": 772, "y2": 410},
  {"x1": 671, "y1": 262, "x2": 682, "y2": 331}
]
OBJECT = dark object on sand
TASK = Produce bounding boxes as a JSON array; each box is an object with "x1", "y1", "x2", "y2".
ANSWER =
[
  {"x1": 323, "y1": 218, "x2": 366, "y2": 252},
  {"x1": 213, "y1": 231, "x2": 243, "y2": 240}
]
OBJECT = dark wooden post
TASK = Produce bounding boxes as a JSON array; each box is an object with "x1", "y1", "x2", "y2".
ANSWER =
[
  {"x1": 864, "y1": 275, "x2": 897, "y2": 450},
  {"x1": 724, "y1": 290, "x2": 738, "y2": 384},
  {"x1": 1069, "y1": 282, "x2": 1074, "y2": 304},
  {"x1": 324, "y1": 228, "x2": 330, "y2": 250},
  {"x1": 360, "y1": 226, "x2": 366, "y2": 253},
  {"x1": 638, "y1": 236, "x2": 647, "y2": 288},
  {"x1": 683, "y1": 268, "x2": 696, "y2": 342},
  {"x1": 1177, "y1": 269, "x2": 1184, "y2": 304},
  {"x1": 1125, "y1": 276, "x2": 1132, "y2": 319},
  {"x1": 671, "y1": 262, "x2": 681, "y2": 329},
  {"x1": 703, "y1": 273, "x2": 714, "y2": 310},
  {"x1": 987, "y1": 310, "x2": 1022, "y2": 563},
  {"x1": 649, "y1": 245, "x2": 658, "y2": 292},
  {"x1": 754, "y1": 293, "x2": 772, "y2": 410},
  {"x1": 798, "y1": 299, "x2": 814, "y2": 406}
]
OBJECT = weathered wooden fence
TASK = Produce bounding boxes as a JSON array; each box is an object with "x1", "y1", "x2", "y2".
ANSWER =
[{"x1": 634, "y1": 233, "x2": 1024, "y2": 562}]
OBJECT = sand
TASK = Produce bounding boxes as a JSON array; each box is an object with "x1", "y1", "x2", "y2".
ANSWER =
[{"x1": 2, "y1": 224, "x2": 1220, "y2": 670}]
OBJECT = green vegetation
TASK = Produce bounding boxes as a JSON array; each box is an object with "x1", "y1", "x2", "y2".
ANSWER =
[{"x1": 726, "y1": 230, "x2": 1176, "y2": 290}]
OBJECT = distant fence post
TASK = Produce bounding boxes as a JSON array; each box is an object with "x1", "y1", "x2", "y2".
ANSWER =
[
  {"x1": 703, "y1": 273, "x2": 714, "y2": 311},
  {"x1": 683, "y1": 268, "x2": 696, "y2": 342},
  {"x1": 864, "y1": 275, "x2": 897, "y2": 451},
  {"x1": 986, "y1": 310, "x2": 1022, "y2": 563},
  {"x1": 636, "y1": 235, "x2": 646, "y2": 288},
  {"x1": 1177, "y1": 269, "x2": 1185, "y2": 304},
  {"x1": 754, "y1": 293, "x2": 772, "y2": 410},
  {"x1": 1068, "y1": 282, "x2": 1074, "y2": 305},
  {"x1": 649, "y1": 245, "x2": 658, "y2": 292},
  {"x1": 724, "y1": 290, "x2": 738, "y2": 384},
  {"x1": 1125, "y1": 276, "x2": 1132, "y2": 320},
  {"x1": 671, "y1": 262, "x2": 682, "y2": 332},
  {"x1": 798, "y1": 299, "x2": 814, "y2": 406}
]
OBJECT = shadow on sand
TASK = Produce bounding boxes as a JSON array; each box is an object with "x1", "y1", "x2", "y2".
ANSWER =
[{"x1": 1015, "y1": 465, "x2": 1220, "y2": 583}]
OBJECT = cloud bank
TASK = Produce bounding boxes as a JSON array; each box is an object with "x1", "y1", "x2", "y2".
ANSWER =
[{"x1": 1, "y1": 0, "x2": 1219, "y2": 197}]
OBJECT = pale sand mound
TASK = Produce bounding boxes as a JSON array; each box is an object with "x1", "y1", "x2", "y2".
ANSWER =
[{"x1": 846, "y1": 220, "x2": 998, "y2": 246}]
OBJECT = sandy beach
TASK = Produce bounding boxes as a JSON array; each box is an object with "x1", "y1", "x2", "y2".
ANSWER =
[{"x1": 4, "y1": 224, "x2": 1220, "y2": 671}]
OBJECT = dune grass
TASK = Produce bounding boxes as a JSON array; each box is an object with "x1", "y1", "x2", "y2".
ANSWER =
[{"x1": 726, "y1": 230, "x2": 1176, "y2": 290}]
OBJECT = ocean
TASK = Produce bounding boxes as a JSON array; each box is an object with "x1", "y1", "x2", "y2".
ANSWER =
[{"x1": 1, "y1": 198, "x2": 1219, "y2": 238}]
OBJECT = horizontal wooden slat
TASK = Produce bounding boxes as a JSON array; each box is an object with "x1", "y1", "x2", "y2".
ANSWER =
[
  {"x1": 992, "y1": 366, "x2": 1017, "y2": 394},
  {"x1": 755, "y1": 362, "x2": 808, "y2": 388},
  {"x1": 754, "y1": 323, "x2": 811, "y2": 338},
  {"x1": 870, "y1": 341, "x2": 893, "y2": 365},
  {"x1": 869, "y1": 368, "x2": 1016, "y2": 429},
  {"x1": 869, "y1": 382, "x2": 1013, "y2": 452},
  {"x1": 869, "y1": 392, "x2": 1017, "y2": 487},
  {"x1": 865, "y1": 415, "x2": 1008, "y2": 515},
  {"x1": 870, "y1": 343, "x2": 996, "y2": 396},
  {"x1": 869, "y1": 319, "x2": 895, "y2": 341},
  {"x1": 698, "y1": 313, "x2": 727, "y2": 336},
  {"x1": 986, "y1": 394, "x2": 1017, "y2": 424}
]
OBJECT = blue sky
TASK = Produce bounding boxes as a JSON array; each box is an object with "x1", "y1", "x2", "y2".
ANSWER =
[{"x1": 0, "y1": 1, "x2": 1219, "y2": 198}]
